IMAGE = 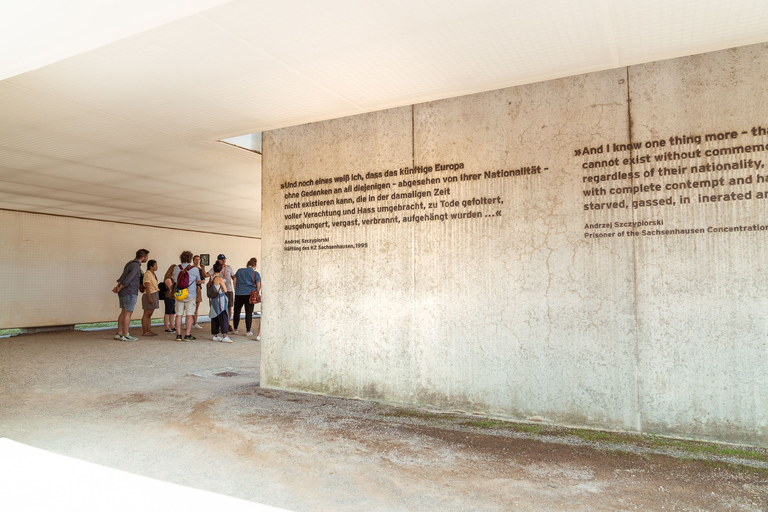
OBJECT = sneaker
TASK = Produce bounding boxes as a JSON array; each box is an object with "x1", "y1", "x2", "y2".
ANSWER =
[
  {"x1": 246, "y1": 331, "x2": 253, "y2": 336},
  {"x1": 184, "y1": 335, "x2": 196, "y2": 341},
  {"x1": 256, "y1": 335, "x2": 261, "y2": 341},
  {"x1": 171, "y1": 328, "x2": 177, "y2": 333},
  {"x1": 193, "y1": 324, "x2": 203, "y2": 330},
  {"x1": 175, "y1": 335, "x2": 183, "y2": 342},
  {"x1": 164, "y1": 329, "x2": 175, "y2": 333},
  {"x1": 124, "y1": 334, "x2": 138, "y2": 341},
  {"x1": 220, "y1": 336, "x2": 233, "y2": 343},
  {"x1": 114, "y1": 334, "x2": 124, "y2": 341},
  {"x1": 233, "y1": 330, "x2": 239, "y2": 335},
  {"x1": 212, "y1": 335, "x2": 221, "y2": 342}
]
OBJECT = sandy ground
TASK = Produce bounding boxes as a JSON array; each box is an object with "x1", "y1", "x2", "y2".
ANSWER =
[{"x1": 0, "y1": 327, "x2": 766, "y2": 511}]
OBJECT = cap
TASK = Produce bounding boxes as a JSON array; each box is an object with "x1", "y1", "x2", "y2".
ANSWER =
[{"x1": 217, "y1": 254, "x2": 226, "y2": 260}]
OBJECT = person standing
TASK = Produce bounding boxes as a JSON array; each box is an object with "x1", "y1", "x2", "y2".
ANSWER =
[
  {"x1": 192, "y1": 254, "x2": 208, "y2": 330},
  {"x1": 159, "y1": 264, "x2": 177, "y2": 333},
  {"x1": 112, "y1": 248, "x2": 149, "y2": 341},
  {"x1": 214, "y1": 254, "x2": 235, "y2": 330},
  {"x1": 168, "y1": 251, "x2": 201, "y2": 342},
  {"x1": 232, "y1": 257, "x2": 260, "y2": 339},
  {"x1": 209, "y1": 261, "x2": 232, "y2": 343},
  {"x1": 140, "y1": 259, "x2": 160, "y2": 337}
]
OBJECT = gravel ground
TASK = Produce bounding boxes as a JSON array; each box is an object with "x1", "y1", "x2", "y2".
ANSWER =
[{"x1": 1, "y1": 328, "x2": 766, "y2": 511}]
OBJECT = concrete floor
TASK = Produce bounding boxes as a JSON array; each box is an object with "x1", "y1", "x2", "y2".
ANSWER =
[{"x1": 1, "y1": 328, "x2": 766, "y2": 511}]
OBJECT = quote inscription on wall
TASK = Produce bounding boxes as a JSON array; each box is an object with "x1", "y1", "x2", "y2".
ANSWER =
[
  {"x1": 281, "y1": 125, "x2": 768, "y2": 252},
  {"x1": 282, "y1": 162, "x2": 545, "y2": 251},
  {"x1": 581, "y1": 125, "x2": 768, "y2": 239}
]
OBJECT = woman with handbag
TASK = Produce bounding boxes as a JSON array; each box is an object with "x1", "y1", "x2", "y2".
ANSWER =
[
  {"x1": 209, "y1": 261, "x2": 231, "y2": 343},
  {"x1": 160, "y1": 264, "x2": 177, "y2": 333},
  {"x1": 232, "y1": 257, "x2": 261, "y2": 339}
]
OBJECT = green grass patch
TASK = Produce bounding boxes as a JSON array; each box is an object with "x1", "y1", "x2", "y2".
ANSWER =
[
  {"x1": 76, "y1": 319, "x2": 164, "y2": 330},
  {"x1": 0, "y1": 328, "x2": 21, "y2": 336},
  {"x1": 460, "y1": 419, "x2": 545, "y2": 435},
  {"x1": 379, "y1": 404, "x2": 768, "y2": 467},
  {"x1": 385, "y1": 409, "x2": 450, "y2": 421},
  {"x1": 649, "y1": 437, "x2": 768, "y2": 463}
]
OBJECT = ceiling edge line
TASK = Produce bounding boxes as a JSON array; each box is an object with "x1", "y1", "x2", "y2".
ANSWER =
[{"x1": 0, "y1": 208, "x2": 261, "y2": 240}]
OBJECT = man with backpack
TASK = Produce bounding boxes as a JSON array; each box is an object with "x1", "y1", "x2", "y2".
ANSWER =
[
  {"x1": 167, "y1": 250, "x2": 201, "y2": 341},
  {"x1": 112, "y1": 248, "x2": 150, "y2": 341}
]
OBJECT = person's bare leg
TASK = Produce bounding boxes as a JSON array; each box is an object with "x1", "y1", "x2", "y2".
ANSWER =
[
  {"x1": 121, "y1": 310, "x2": 132, "y2": 337},
  {"x1": 185, "y1": 315, "x2": 194, "y2": 336},
  {"x1": 143, "y1": 310, "x2": 156, "y2": 335},
  {"x1": 175, "y1": 311, "x2": 183, "y2": 335},
  {"x1": 117, "y1": 311, "x2": 124, "y2": 336}
]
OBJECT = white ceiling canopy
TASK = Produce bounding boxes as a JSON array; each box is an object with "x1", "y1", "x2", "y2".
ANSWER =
[{"x1": 1, "y1": 0, "x2": 767, "y2": 238}]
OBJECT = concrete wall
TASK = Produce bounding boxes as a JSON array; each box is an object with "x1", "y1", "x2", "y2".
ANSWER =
[
  {"x1": 261, "y1": 43, "x2": 768, "y2": 446},
  {"x1": 0, "y1": 210, "x2": 261, "y2": 329}
]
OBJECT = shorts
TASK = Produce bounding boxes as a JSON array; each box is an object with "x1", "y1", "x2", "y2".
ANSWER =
[
  {"x1": 226, "y1": 291, "x2": 234, "y2": 307},
  {"x1": 196, "y1": 285, "x2": 203, "y2": 304},
  {"x1": 163, "y1": 297, "x2": 175, "y2": 315},
  {"x1": 119, "y1": 294, "x2": 138, "y2": 312},
  {"x1": 175, "y1": 297, "x2": 196, "y2": 316},
  {"x1": 142, "y1": 292, "x2": 160, "y2": 310}
]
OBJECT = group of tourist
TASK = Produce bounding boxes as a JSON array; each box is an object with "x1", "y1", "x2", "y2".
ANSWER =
[{"x1": 112, "y1": 249, "x2": 261, "y2": 343}]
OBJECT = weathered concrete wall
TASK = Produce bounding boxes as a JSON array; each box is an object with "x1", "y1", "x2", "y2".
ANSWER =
[
  {"x1": 261, "y1": 43, "x2": 768, "y2": 446},
  {"x1": 0, "y1": 210, "x2": 261, "y2": 329}
]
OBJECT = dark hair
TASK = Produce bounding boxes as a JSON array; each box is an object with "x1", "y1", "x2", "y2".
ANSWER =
[
  {"x1": 180, "y1": 250, "x2": 193, "y2": 263},
  {"x1": 247, "y1": 257, "x2": 258, "y2": 267},
  {"x1": 136, "y1": 249, "x2": 150, "y2": 259},
  {"x1": 146, "y1": 259, "x2": 156, "y2": 269},
  {"x1": 213, "y1": 261, "x2": 223, "y2": 273}
]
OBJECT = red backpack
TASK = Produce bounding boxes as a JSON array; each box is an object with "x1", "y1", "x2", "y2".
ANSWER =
[{"x1": 176, "y1": 264, "x2": 192, "y2": 290}]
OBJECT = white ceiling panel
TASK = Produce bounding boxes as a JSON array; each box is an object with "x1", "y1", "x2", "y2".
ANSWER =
[
  {"x1": 34, "y1": 165, "x2": 131, "y2": 185},
  {"x1": 1, "y1": 0, "x2": 767, "y2": 238}
]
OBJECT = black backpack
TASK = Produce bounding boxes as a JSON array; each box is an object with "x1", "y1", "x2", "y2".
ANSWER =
[{"x1": 206, "y1": 276, "x2": 220, "y2": 299}]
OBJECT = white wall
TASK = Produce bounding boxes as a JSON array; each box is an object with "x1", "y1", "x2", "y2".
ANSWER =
[
  {"x1": 261, "y1": 43, "x2": 768, "y2": 446},
  {"x1": 0, "y1": 210, "x2": 261, "y2": 328}
]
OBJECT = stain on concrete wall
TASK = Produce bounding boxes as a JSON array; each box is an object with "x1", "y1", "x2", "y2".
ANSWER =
[{"x1": 261, "y1": 43, "x2": 768, "y2": 446}]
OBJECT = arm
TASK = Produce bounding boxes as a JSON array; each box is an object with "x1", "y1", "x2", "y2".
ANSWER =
[
  {"x1": 143, "y1": 273, "x2": 152, "y2": 302},
  {"x1": 113, "y1": 262, "x2": 138, "y2": 293}
]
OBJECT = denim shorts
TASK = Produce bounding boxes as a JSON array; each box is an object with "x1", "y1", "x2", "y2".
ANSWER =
[{"x1": 118, "y1": 293, "x2": 138, "y2": 312}]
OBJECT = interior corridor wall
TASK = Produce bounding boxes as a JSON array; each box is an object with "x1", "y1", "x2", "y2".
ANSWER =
[
  {"x1": 0, "y1": 210, "x2": 261, "y2": 329},
  {"x1": 261, "y1": 43, "x2": 768, "y2": 446}
]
